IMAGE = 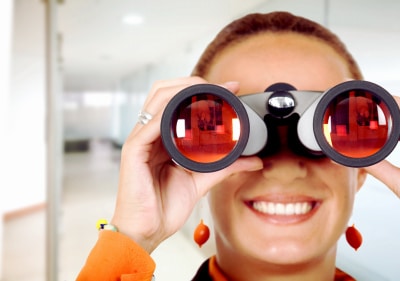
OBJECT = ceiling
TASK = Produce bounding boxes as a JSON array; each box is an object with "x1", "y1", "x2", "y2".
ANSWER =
[
  {"x1": 15, "y1": 0, "x2": 400, "y2": 92},
  {"x1": 57, "y1": 0, "x2": 269, "y2": 91}
]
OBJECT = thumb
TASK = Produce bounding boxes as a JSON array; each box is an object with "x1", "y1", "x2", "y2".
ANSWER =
[
  {"x1": 364, "y1": 160, "x2": 400, "y2": 198},
  {"x1": 193, "y1": 156, "x2": 263, "y2": 196},
  {"x1": 219, "y1": 81, "x2": 240, "y2": 94}
]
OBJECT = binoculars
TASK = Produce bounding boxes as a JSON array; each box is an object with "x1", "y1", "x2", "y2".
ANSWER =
[{"x1": 161, "y1": 80, "x2": 400, "y2": 172}]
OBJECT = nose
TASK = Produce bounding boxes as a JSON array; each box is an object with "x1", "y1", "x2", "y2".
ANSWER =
[
  {"x1": 261, "y1": 125, "x2": 308, "y2": 183},
  {"x1": 261, "y1": 153, "x2": 308, "y2": 184}
]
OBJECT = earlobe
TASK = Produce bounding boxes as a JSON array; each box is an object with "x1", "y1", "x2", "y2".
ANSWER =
[{"x1": 356, "y1": 168, "x2": 368, "y2": 191}]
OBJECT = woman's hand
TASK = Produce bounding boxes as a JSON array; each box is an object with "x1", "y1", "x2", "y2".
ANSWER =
[
  {"x1": 364, "y1": 96, "x2": 400, "y2": 197},
  {"x1": 110, "y1": 77, "x2": 262, "y2": 253}
]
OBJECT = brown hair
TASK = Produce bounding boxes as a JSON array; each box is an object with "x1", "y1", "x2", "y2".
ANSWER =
[{"x1": 192, "y1": 11, "x2": 363, "y2": 79}]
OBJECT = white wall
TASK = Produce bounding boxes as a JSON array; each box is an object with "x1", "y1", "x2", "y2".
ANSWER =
[
  {"x1": 4, "y1": 0, "x2": 46, "y2": 213},
  {"x1": 5, "y1": 57, "x2": 46, "y2": 212},
  {"x1": 1, "y1": 1, "x2": 46, "y2": 278},
  {"x1": 0, "y1": 1, "x2": 14, "y2": 277}
]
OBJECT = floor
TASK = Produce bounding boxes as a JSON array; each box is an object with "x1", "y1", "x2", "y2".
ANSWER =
[{"x1": 3, "y1": 140, "x2": 400, "y2": 281}]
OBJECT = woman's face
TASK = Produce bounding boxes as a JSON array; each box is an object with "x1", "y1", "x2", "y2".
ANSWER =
[{"x1": 205, "y1": 33, "x2": 367, "y2": 266}]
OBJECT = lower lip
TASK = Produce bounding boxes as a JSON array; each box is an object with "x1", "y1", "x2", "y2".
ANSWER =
[{"x1": 245, "y1": 201, "x2": 320, "y2": 225}]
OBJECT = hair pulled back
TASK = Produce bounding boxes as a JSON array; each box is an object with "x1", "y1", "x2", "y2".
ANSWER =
[{"x1": 192, "y1": 11, "x2": 362, "y2": 80}]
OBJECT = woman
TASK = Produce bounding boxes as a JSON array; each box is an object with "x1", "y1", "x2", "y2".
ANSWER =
[{"x1": 77, "y1": 11, "x2": 400, "y2": 280}]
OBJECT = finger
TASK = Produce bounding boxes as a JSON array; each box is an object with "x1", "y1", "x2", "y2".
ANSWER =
[
  {"x1": 192, "y1": 156, "x2": 263, "y2": 197},
  {"x1": 142, "y1": 78, "x2": 240, "y2": 117},
  {"x1": 132, "y1": 80, "x2": 242, "y2": 163},
  {"x1": 394, "y1": 95, "x2": 400, "y2": 107},
  {"x1": 221, "y1": 81, "x2": 240, "y2": 94},
  {"x1": 132, "y1": 79, "x2": 240, "y2": 136},
  {"x1": 127, "y1": 78, "x2": 242, "y2": 160},
  {"x1": 364, "y1": 160, "x2": 400, "y2": 198},
  {"x1": 128, "y1": 79, "x2": 244, "y2": 175},
  {"x1": 126, "y1": 110, "x2": 164, "y2": 150},
  {"x1": 131, "y1": 84, "x2": 187, "y2": 136},
  {"x1": 141, "y1": 76, "x2": 208, "y2": 113},
  {"x1": 132, "y1": 77, "x2": 209, "y2": 136}
]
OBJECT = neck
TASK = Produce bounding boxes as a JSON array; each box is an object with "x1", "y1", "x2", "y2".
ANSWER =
[{"x1": 215, "y1": 244, "x2": 338, "y2": 281}]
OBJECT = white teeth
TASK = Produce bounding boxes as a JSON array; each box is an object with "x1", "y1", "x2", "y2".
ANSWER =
[{"x1": 252, "y1": 201, "x2": 313, "y2": 215}]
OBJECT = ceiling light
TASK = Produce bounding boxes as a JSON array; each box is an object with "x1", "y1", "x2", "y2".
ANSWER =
[{"x1": 122, "y1": 15, "x2": 144, "y2": 26}]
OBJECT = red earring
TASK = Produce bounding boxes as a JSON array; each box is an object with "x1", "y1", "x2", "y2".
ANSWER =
[
  {"x1": 193, "y1": 219, "x2": 210, "y2": 248},
  {"x1": 345, "y1": 224, "x2": 363, "y2": 251}
]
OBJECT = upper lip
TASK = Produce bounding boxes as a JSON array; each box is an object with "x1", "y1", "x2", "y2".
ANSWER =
[{"x1": 244, "y1": 194, "x2": 321, "y2": 203}]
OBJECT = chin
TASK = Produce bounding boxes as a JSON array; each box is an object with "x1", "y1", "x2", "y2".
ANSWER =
[{"x1": 238, "y1": 235, "x2": 330, "y2": 266}]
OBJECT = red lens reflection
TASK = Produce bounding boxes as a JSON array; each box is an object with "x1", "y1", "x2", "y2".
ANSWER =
[
  {"x1": 322, "y1": 90, "x2": 392, "y2": 158},
  {"x1": 170, "y1": 94, "x2": 241, "y2": 163}
]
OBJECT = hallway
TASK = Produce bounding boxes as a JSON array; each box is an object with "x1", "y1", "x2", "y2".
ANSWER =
[{"x1": 3, "y1": 140, "x2": 207, "y2": 281}]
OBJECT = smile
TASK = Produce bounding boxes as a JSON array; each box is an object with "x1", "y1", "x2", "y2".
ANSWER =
[{"x1": 251, "y1": 201, "x2": 315, "y2": 216}]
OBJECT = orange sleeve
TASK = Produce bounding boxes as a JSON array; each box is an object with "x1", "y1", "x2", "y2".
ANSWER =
[{"x1": 77, "y1": 230, "x2": 156, "y2": 281}]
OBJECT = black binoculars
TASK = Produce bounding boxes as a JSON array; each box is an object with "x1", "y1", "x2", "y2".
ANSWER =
[{"x1": 161, "y1": 80, "x2": 400, "y2": 172}]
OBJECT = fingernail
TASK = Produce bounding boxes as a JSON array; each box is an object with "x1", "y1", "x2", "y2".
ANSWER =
[
  {"x1": 221, "y1": 81, "x2": 240, "y2": 93},
  {"x1": 246, "y1": 164, "x2": 263, "y2": 172},
  {"x1": 223, "y1": 81, "x2": 240, "y2": 87}
]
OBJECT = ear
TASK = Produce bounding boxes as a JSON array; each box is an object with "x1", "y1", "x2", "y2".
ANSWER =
[{"x1": 356, "y1": 168, "x2": 368, "y2": 192}]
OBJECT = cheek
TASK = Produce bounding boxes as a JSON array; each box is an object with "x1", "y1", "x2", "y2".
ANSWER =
[
  {"x1": 337, "y1": 168, "x2": 359, "y2": 200},
  {"x1": 207, "y1": 177, "x2": 244, "y2": 236},
  {"x1": 321, "y1": 163, "x2": 359, "y2": 194},
  {"x1": 208, "y1": 184, "x2": 232, "y2": 224},
  {"x1": 207, "y1": 186, "x2": 231, "y2": 243},
  {"x1": 208, "y1": 173, "x2": 248, "y2": 215},
  {"x1": 324, "y1": 166, "x2": 359, "y2": 221}
]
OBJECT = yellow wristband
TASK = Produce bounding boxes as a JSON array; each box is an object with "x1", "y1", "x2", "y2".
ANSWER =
[{"x1": 96, "y1": 218, "x2": 118, "y2": 232}]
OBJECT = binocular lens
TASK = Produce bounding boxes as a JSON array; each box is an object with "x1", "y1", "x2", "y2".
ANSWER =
[
  {"x1": 322, "y1": 91, "x2": 391, "y2": 158},
  {"x1": 314, "y1": 80, "x2": 400, "y2": 167},
  {"x1": 161, "y1": 84, "x2": 250, "y2": 172},
  {"x1": 171, "y1": 94, "x2": 240, "y2": 163}
]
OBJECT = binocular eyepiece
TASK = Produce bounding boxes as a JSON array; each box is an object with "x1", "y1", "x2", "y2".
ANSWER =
[{"x1": 161, "y1": 80, "x2": 400, "y2": 172}]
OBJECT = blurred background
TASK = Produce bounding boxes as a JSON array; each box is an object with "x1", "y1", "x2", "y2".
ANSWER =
[{"x1": 0, "y1": 0, "x2": 399, "y2": 280}]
